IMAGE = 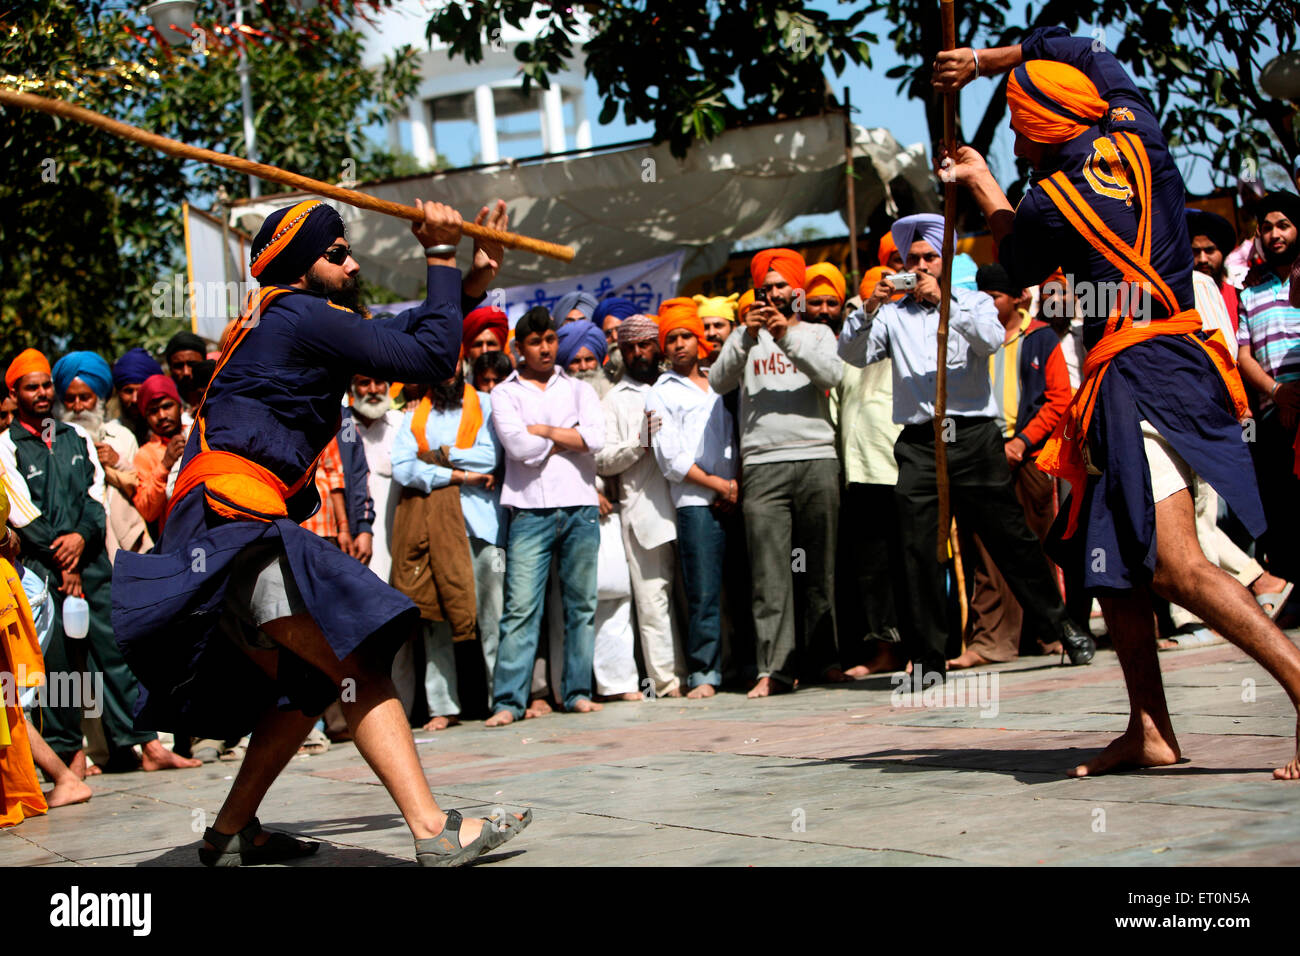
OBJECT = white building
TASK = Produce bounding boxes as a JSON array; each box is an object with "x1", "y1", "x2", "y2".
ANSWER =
[{"x1": 359, "y1": 0, "x2": 592, "y2": 167}]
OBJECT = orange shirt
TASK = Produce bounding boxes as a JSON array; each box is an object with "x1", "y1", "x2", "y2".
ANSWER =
[
  {"x1": 133, "y1": 426, "x2": 189, "y2": 524},
  {"x1": 300, "y1": 437, "x2": 346, "y2": 539}
]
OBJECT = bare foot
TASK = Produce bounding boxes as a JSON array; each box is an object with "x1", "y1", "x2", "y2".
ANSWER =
[
  {"x1": 821, "y1": 667, "x2": 854, "y2": 684},
  {"x1": 422, "y1": 715, "x2": 460, "y2": 732},
  {"x1": 861, "y1": 644, "x2": 906, "y2": 675},
  {"x1": 660, "y1": 687, "x2": 683, "y2": 698},
  {"x1": 569, "y1": 698, "x2": 603, "y2": 713},
  {"x1": 525, "y1": 697, "x2": 553, "y2": 718},
  {"x1": 746, "y1": 676, "x2": 792, "y2": 699},
  {"x1": 1274, "y1": 722, "x2": 1300, "y2": 780},
  {"x1": 843, "y1": 664, "x2": 871, "y2": 679},
  {"x1": 596, "y1": 692, "x2": 642, "y2": 702},
  {"x1": 1067, "y1": 717, "x2": 1180, "y2": 777},
  {"x1": 141, "y1": 740, "x2": 202, "y2": 771},
  {"x1": 685, "y1": 684, "x2": 716, "y2": 699},
  {"x1": 44, "y1": 777, "x2": 93, "y2": 807},
  {"x1": 947, "y1": 648, "x2": 993, "y2": 670},
  {"x1": 1038, "y1": 639, "x2": 1064, "y2": 656},
  {"x1": 484, "y1": 710, "x2": 516, "y2": 727}
]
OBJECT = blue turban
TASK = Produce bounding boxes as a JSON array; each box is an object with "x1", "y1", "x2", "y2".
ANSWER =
[
  {"x1": 556, "y1": 320, "x2": 607, "y2": 369},
  {"x1": 553, "y1": 291, "x2": 599, "y2": 323},
  {"x1": 52, "y1": 351, "x2": 113, "y2": 401},
  {"x1": 591, "y1": 296, "x2": 640, "y2": 326},
  {"x1": 249, "y1": 199, "x2": 346, "y2": 286},
  {"x1": 112, "y1": 348, "x2": 165, "y2": 389},
  {"x1": 890, "y1": 214, "x2": 946, "y2": 262}
]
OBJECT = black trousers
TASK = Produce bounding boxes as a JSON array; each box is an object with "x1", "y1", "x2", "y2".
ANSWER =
[
  {"x1": 1250, "y1": 410, "x2": 1300, "y2": 582},
  {"x1": 836, "y1": 482, "x2": 905, "y2": 666},
  {"x1": 893, "y1": 418, "x2": 1072, "y2": 676}
]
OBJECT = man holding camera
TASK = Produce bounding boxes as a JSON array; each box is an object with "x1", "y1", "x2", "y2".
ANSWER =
[
  {"x1": 709, "y1": 248, "x2": 845, "y2": 697},
  {"x1": 839, "y1": 215, "x2": 1094, "y2": 682}
]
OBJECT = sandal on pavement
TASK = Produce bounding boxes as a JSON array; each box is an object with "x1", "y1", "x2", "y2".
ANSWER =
[
  {"x1": 1256, "y1": 582, "x2": 1294, "y2": 621},
  {"x1": 298, "y1": 727, "x2": 330, "y2": 756},
  {"x1": 198, "y1": 817, "x2": 320, "y2": 867},
  {"x1": 414, "y1": 808, "x2": 533, "y2": 868}
]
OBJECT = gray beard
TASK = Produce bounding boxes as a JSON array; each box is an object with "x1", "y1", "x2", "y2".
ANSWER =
[
  {"x1": 572, "y1": 368, "x2": 611, "y2": 397},
  {"x1": 62, "y1": 406, "x2": 105, "y2": 441},
  {"x1": 351, "y1": 395, "x2": 391, "y2": 421}
]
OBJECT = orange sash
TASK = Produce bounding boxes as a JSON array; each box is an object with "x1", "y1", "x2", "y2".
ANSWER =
[
  {"x1": 164, "y1": 287, "x2": 331, "y2": 526},
  {"x1": 1031, "y1": 133, "x2": 1249, "y2": 536},
  {"x1": 410, "y1": 385, "x2": 483, "y2": 454}
]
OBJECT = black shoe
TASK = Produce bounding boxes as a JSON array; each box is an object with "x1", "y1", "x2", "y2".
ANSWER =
[{"x1": 1059, "y1": 620, "x2": 1096, "y2": 665}]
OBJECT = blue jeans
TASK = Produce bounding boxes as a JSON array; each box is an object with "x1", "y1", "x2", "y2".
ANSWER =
[
  {"x1": 492, "y1": 506, "x2": 599, "y2": 717},
  {"x1": 676, "y1": 506, "x2": 726, "y2": 687}
]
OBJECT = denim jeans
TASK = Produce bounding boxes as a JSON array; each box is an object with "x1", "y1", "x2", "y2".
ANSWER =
[
  {"x1": 492, "y1": 506, "x2": 599, "y2": 717},
  {"x1": 676, "y1": 506, "x2": 725, "y2": 687}
]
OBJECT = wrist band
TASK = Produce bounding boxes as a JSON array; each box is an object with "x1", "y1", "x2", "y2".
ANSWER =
[
  {"x1": 1271, "y1": 381, "x2": 1281, "y2": 396},
  {"x1": 972, "y1": 49, "x2": 980, "y2": 77},
  {"x1": 424, "y1": 244, "x2": 457, "y2": 257}
]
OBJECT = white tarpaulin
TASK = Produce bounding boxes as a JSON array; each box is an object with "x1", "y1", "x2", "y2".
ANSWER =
[
  {"x1": 182, "y1": 202, "x2": 255, "y2": 343},
  {"x1": 225, "y1": 113, "x2": 935, "y2": 301}
]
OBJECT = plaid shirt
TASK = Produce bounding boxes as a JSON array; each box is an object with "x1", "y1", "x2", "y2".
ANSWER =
[{"x1": 300, "y1": 436, "x2": 347, "y2": 539}]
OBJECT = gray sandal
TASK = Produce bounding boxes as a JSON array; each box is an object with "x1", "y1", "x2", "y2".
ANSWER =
[
  {"x1": 198, "y1": 817, "x2": 320, "y2": 867},
  {"x1": 415, "y1": 808, "x2": 533, "y2": 867}
]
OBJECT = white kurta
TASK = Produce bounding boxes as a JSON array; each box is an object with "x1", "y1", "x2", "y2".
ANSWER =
[{"x1": 354, "y1": 408, "x2": 403, "y2": 583}]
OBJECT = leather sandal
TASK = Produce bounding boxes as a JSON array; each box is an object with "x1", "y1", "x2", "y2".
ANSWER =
[
  {"x1": 198, "y1": 817, "x2": 320, "y2": 867},
  {"x1": 414, "y1": 808, "x2": 533, "y2": 867}
]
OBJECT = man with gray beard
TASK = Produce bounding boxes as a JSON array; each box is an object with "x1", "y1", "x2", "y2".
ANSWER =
[
  {"x1": 342, "y1": 374, "x2": 403, "y2": 583},
  {"x1": 556, "y1": 321, "x2": 612, "y2": 399},
  {"x1": 53, "y1": 352, "x2": 151, "y2": 562}
]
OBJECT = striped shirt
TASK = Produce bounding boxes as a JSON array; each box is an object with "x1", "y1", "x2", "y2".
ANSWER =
[
  {"x1": 300, "y1": 436, "x2": 347, "y2": 539},
  {"x1": 1237, "y1": 271, "x2": 1300, "y2": 410}
]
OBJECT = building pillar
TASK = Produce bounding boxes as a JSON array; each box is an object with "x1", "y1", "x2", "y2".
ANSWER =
[
  {"x1": 573, "y1": 89, "x2": 592, "y2": 149},
  {"x1": 543, "y1": 84, "x2": 565, "y2": 153},
  {"x1": 474, "y1": 83, "x2": 500, "y2": 164},
  {"x1": 409, "y1": 98, "x2": 434, "y2": 168}
]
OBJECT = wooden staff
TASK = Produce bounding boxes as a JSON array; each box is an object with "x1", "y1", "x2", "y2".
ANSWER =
[
  {"x1": 933, "y1": 0, "x2": 958, "y2": 563},
  {"x1": 0, "y1": 88, "x2": 576, "y2": 263}
]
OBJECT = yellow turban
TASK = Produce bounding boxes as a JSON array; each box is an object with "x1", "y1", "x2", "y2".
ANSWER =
[
  {"x1": 693, "y1": 293, "x2": 738, "y2": 323},
  {"x1": 805, "y1": 263, "x2": 847, "y2": 304}
]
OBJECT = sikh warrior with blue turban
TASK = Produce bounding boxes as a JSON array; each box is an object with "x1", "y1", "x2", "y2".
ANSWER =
[{"x1": 112, "y1": 197, "x2": 533, "y2": 865}]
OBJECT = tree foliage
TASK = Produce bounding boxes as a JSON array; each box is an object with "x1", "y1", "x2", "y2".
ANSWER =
[
  {"x1": 426, "y1": 0, "x2": 877, "y2": 158},
  {"x1": 0, "y1": 0, "x2": 420, "y2": 360}
]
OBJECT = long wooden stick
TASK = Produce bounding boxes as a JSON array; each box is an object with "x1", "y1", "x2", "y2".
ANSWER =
[
  {"x1": 933, "y1": 0, "x2": 958, "y2": 564},
  {"x1": 0, "y1": 88, "x2": 576, "y2": 263}
]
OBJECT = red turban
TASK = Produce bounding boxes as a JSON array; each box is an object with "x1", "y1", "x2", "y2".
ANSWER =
[
  {"x1": 137, "y1": 373, "x2": 181, "y2": 413},
  {"x1": 462, "y1": 305, "x2": 509, "y2": 349},
  {"x1": 657, "y1": 297, "x2": 712, "y2": 357},
  {"x1": 805, "y1": 263, "x2": 847, "y2": 304},
  {"x1": 750, "y1": 248, "x2": 806, "y2": 291},
  {"x1": 5, "y1": 348, "x2": 50, "y2": 392},
  {"x1": 1007, "y1": 61, "x2": 1107, "y2": 145}
]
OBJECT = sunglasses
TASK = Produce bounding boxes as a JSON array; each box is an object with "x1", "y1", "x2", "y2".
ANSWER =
[{"x1": 321, "y1": 244, "x2": 352, "y2": 265}]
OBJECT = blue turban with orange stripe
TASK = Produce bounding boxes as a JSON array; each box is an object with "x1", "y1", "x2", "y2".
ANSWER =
[
  {"x1": 1007, "y1": 61, "x2": 1108, "y2": 145},
  {"x1": 249, "y1": 200, "x2": 346, "y2": 285}
]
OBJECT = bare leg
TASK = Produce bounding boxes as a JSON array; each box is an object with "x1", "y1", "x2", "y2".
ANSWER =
[
  {"x1": 1146, "y1": 491, "x2": 1300, "y2": 780},
  {"x1": 141, "y1": 739, "x2": 202, "y2": 771},
  {"x1": 25, "y1": 721, "x2": 92, "y2": 807}
]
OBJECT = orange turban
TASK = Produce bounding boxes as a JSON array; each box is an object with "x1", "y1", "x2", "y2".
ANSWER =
[
  {"x1": 805, "y1": 263, "x2": 846, "y2": 304},
  {"x1": 877, "y1": 232, "x2": 898, "y2": 267},
  {"x1": 657, "y1": 297, "x2": 712, "y2": 357},
  {"x1": 737, "y1": 289, "x2": 756, "y2": 319},
  {"x1": 1007, "y1": 61, "x2": 1107, "y2": 145},
  {"x1": 5, "y1": 348, "x2": 51, "y2": 392},
  {"x1": 858, "y1": 266, "x2": 902, "y2": 302},
  {"x1": 750, "y1": 248, "x2": 806, "y2": 291}
]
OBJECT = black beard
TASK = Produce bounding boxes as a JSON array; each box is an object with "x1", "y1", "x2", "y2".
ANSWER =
[
  {"x1": 428, "y1": 372, "x2": 465, "y2": 411},
  {"x1": 307, "y1": 273, "x2": 364, "y2": 313},
  {"x1": 1263, "y1": 242, "x2": 1299, "y2": 272},
  {"x1": 625, "y1": 354, "x2": 661, "y2": 384}
]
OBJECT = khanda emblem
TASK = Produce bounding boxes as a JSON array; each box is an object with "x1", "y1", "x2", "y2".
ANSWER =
[
  {"x1": 1109, "y1": 106, "x2": 1136, "y2": 123},
  {"x1": 1083, "y1": 136, "x2": 1135, "y2": 206}
]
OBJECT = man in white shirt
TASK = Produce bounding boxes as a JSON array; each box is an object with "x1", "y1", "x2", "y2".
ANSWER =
[
  {"x1": 649, "y1": 306, "x2": 737, "y2": 698},
  {"x1": 596, "y1": 314, "x2": 683, "y2": 698},
  {"x1": 486, "y1": 308, "x2": 606, "y2": 726},
  {"x1": 344, "y1": 374, "x2": 403, "y2": 582}
]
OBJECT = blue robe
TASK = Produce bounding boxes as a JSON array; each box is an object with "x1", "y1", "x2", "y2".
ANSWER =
[
  {"x1": 1001, "y1": 28, "x2": 1264, "y2": 592},
  {"x1": 112, "y1": 266, "x2": 470, "y2": 737}
]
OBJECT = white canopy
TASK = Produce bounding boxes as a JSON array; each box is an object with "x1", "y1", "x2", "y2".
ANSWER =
[{"x1": 227, "y1": 112, "x2": 938, "y2": 301}]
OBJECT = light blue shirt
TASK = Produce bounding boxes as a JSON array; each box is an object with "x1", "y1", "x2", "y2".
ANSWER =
[
  {"x1": 390, "y1": 393, "x2": 507, "y2": 547},
  {"x1": 837, "y1": 288, "x2": 1004, "y2": 426},
  {"x1": 646, "y1": 371, "x2": 737, "y2": 509}
]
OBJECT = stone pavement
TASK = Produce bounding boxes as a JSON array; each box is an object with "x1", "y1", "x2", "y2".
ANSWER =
[{"x1": 4, "y1": 638, "x2": 1299, "y2": 867}]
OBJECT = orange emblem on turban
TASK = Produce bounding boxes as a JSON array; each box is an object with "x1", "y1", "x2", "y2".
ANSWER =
[
  {"x1": 805, "y1": 263, "x2": 847, "y2": 304},
  {"x1": 5, "y1": 348, "x2": 51, "y2": 392},
  {"x1": 657, "y1": 297, "x2": 712, "y2": 357},
  {"x1": 750, "y1": 248, "x2": 806, "y2": 291},
  {"x1": 1006, "y1": 61, "x2": 1107, "y2": 145}
]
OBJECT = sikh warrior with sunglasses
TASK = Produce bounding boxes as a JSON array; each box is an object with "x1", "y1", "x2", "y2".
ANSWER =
[{"x1": 113, "y1": 197, "x2": 535, "y2": 865}]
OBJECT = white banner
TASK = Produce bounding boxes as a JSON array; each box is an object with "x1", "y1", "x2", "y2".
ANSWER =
[
  {"x1": 182, "y1": 202, "x2": 255, "y2": 343},
  {"x1": 370, "y1": 250, "x2": 684, "y2": 322}
]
